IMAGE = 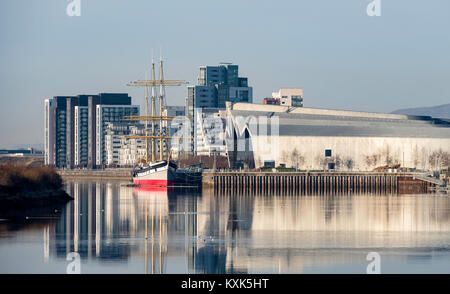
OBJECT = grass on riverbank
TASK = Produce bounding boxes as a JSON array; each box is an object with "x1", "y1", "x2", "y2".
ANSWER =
[{"x1": 0, "y1": 164, "x2": 62, "y2": 194}]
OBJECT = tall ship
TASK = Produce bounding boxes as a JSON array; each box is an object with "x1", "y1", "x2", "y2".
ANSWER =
[
  {"x1": 132, "y1": 159, "x2": 178, "y2": 187},
  {"x1": 125, "y1": 57, "x2": 201, "y2": 188}
]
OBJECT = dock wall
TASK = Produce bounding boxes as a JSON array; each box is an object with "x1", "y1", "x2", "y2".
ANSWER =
[
  {"x1": 58, "y1": 169, "x2": 132, "y2": 180},
  {"x1": 203, "y1": 171, "x2": 430, "y2": 195}
]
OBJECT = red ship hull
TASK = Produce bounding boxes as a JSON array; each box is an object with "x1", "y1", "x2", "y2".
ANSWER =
[
  {"x1": 132, "y1": 160, "x2": 177, "y2": 187},
  {"x1": 133, "y1": 179, "x2": 176, "y2": 187}
]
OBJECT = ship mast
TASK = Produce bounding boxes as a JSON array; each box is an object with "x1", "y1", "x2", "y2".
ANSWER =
[
  {"x1": 124, "y1": 56, "x2": 188, "y2": 164},
  {"x1": 151, "y1": 59, "x2": 156, "y2": 162},
  {"x1": 159, "y1": 58, "x2": 165, "y2": 161}
]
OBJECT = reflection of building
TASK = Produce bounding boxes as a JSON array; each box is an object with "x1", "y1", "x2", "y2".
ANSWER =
[
  {"x1": 195, "y1": 192, "x2": 450, "y2": 273},
  {"x1": 15, "y1": 180, "x2": 450, "y2": 274},
  {"x1": 52, "y1": 181, "x2": 203, "y2": 273}
]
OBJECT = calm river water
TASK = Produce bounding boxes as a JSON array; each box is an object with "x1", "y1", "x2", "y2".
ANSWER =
[{"x1": 1, "y1": 179, "x2": 450, "y2": 274}]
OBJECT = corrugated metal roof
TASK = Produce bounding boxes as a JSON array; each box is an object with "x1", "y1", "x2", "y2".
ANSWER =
[{"x1": 228, "y1": 108, "x2": 450, "y2": 139}]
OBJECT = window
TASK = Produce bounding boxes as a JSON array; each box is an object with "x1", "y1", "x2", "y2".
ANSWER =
[
  {"x1": 264, "y1": 161, "x2": 275, "y2": 168},
  {"x1": 325, "y1": 149, "x2": 332, "y2": 157}
]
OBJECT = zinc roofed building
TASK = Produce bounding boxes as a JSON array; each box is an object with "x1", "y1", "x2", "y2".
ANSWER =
[{"x1": 225, "y1": 102, "x2": 450, "y2": 170}]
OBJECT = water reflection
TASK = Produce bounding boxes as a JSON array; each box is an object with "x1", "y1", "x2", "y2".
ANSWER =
[{"x1": 1, "y1": 180, "x2": 450, "y2": 274}]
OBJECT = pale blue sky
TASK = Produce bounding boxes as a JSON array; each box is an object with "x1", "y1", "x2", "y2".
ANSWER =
[{"x1": 0, "y1": 0, "x2": 449, "y2": 148}]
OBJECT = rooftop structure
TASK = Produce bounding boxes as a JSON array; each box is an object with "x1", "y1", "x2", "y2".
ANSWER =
[{"x1": 271, "y1": 88, "x2": 303, "y2": 107}]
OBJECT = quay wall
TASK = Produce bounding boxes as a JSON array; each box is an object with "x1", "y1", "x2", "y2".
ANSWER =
[
  {"x1": 58, "y1": 169, "x2": 431, "y2": 194},
  {"x1": 203, "y1": 171, "x2": 430, "y2": 195},
  {"x1": 58, "y1": 169, "x2": 132, "y2": 180}
]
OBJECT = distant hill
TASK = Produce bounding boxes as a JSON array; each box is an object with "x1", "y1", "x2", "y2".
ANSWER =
[{"x1": 391, "y1": 103, "x2": 450, "y2": 119}]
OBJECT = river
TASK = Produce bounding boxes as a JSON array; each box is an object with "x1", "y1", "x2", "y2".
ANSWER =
[{"x1": 0, "y1": 179, "x2": 449, "y2": 274}]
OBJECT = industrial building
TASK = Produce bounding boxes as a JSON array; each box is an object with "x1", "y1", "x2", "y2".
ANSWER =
[{"x1": 225, "y1": 102, "x2": 450, "y2": 171}]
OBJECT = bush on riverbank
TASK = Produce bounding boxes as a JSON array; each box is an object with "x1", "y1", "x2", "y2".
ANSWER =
[{"x1": 0, "y1": 164, "x2": 63, "y2": 196}]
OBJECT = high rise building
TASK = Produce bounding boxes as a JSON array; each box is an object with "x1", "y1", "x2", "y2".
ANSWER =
[
  {"x1": 44, "y1": 96, "x2": 77, "y2": 168},
  {"x1": 187, "y1": 64, "x2": 252, "y2": 110},
  {"x1": 95, "y1": 105, "x2": 139, "y2": 166},
  {"x1": 104, "y1": 122, "x2": 145, "y2": 167},
  {"x1": 44, "y1": 93, "x2": 138, "y2": 169},
  {"x1": 74, "y1": 105, "x2": 89, "y2": 167},
  {"x1": 186, "y1": 63, "x2": 252, "y2": 154}
]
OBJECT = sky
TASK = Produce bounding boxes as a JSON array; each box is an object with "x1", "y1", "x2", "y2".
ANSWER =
[{"x1": 0, "y1": 0, "x2": 449, "y2": 148}]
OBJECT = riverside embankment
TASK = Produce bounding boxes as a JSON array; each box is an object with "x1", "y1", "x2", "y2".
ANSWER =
[
  {"x1": 0, "y1": 164, "x2": 72, "y2": 213},
  {"x1": 58, "y1": 168, "x2": 133, "y2": 180},
  {"x1": 203, "y1": 171, "x2": 433, "y2": 195},
  {"x1": 58, "y1": 168, "x2": 435, "y2": 194}
]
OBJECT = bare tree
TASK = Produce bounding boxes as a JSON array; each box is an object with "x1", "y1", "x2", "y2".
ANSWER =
[
  {"x1": 290, "y1": 148, "x2": 299, "y2": 169},
  {"x1": 280, "y1": 150, "x2": 289, "y2": 165},
  {"x1": 345, "y1": 157, "x2": 354, "y2": 170},
  {"x1": 383, "y1": 145, "x2": 392, "y2": 166},
  {"x1": 428, "y1": 149, "x2": 450, "y2": 170},
  {"x1": 334, "y1": 155, "x2": 342, "y2": 170},
  {"x1": 365, "y1": 154, "x2": 380, "y2": 168},
  {"x1": 412, "y1": 145, "x2": 420, "y2": 168}
]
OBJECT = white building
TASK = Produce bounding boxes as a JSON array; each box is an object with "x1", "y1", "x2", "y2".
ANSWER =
[
  {"x1": 226, "y1": 102, "x2": 450, "y2": 171},
  {"x1": 118, "y1": 134, "x2": 146, "y2": 166},
  {"x1": 96, "y1": 105, "x2": 139, "y2": 166},
  {"x1": 44, "y1": 98, "x2": 55, "y2": 165},
  {"x1": 74, "y1": 106, "x2": 88, "y2": 167},
  {"x1": 104, "y1": 123, "x2": 146, "y2": 167},
  {"x1": 195, "y1": 108, "x2": 227, "y2": 156},
  {"x1": 272, "y1": 88, "x2": 303, "y2": 107}
]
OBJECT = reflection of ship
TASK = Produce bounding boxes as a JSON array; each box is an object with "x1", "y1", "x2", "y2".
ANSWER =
[{"x1": 133, "y1": 186, "x2": 169, "y2": 274}]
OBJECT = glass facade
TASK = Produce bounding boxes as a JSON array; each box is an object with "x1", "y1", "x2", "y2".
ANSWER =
[{"x1": 45, "y1": 93, "x2": 136, "y2": 168}]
